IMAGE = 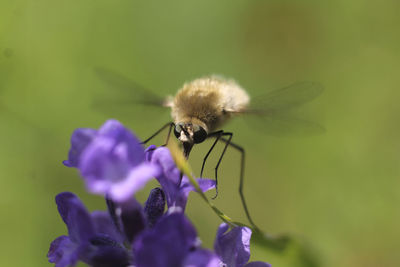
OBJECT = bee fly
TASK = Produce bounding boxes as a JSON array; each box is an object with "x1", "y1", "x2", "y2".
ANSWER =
[{"x1": 95, "y1": 68, "x2": 324, "y2": 229}]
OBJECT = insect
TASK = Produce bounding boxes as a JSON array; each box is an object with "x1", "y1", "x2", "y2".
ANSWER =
[{"x1": 94, "y1": 68, "x2": 324, "y2": 229}]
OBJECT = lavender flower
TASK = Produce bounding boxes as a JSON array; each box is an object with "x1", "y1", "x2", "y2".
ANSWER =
[
  {"x1": 52, "y1": 120, "x2": 271, "y2": 267},
  {"x1": 48, "y1": 191, "x2": 270, "y2": 267},
  {"x1": 47, "y1": 192, "x2": 130, "y2": 267},
  {"x1": 133, "y1": 212, "x2": 200, "y2": 267},
  {"x1": 133, "y1": 210, "x2": 272, "y2": 267},
  {"x1": 63, "y1": 120, "x2": 160, "y2": 202},
  {"x1": 146, "y1": 145, "x2": 215, "y2": 211},
  {"x1": 214, "y1": 224, "x2": 271, "y2": 267},
  {"x1": 48, "y1": 191, "x2": 219, "y2": 267}
]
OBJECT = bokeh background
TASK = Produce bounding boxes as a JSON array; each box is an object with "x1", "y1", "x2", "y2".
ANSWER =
[{"x1": 1, "y1": 0, "x2": 399, "y2": 266}]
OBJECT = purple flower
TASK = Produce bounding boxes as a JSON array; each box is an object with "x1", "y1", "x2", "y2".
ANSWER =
[
  {"x1": 134, "y1": 211, "x2": 219, "y2": 267},
  {"x1": 56, "y1": 121, "x2": 271, "y2": 266},
  {"x1": 63, "y1": 120, "x2": 160, "y2": 202},
  {"x1": 48, "y1": 191, "x2": 270, "y2": 267},
  {"x1": 48, "y1": 190, "x2": 166, "y2": 267},
  {"x1": 49, "y1": 191, "x2": 220, "y2": 267},
  {"x1": 146, "y1": 146, "x2": 215, "y2": 211},
  {"x1": 133, "y1": 212, "x2": 271, "y2": 267},
  {"x1": 183, "y1": 249, "x2": 221, "y2": 267},
  {"x1": 47, "y1": 192, "x2": 130, "y2": 267},
  {"x1": 214, "y1": 224, "x2": 272, "y2": 267}
]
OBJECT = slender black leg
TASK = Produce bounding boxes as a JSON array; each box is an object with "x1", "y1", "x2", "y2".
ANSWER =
[
  {"x1": 200, "y1": 130, "x2": 224, "y2": 178},
  {"x1": 218, "y1": 137, "x2": 258, "y2": 230},
  {"x1": 212, "y1": 132, "x2": 233, "y2": 200},
  {"x1": 161, "y1": 123, "x2": 174, "y2": 146},
  {"x1": 141, "y1": 122, "x2": 175, "y2": 145}
]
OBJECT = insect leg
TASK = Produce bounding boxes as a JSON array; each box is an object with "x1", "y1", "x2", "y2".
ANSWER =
[
  {"x1": 200, "y1": 130, "x2": 224, "y2": 178},
  {"x1": 218, "y1": 137, "x2": 259, "y2": 230},
  {"x1": 211, "y1": 131, "x2": 233, "y2": 200},
  {"x1": 141, "y1": 122, "x2": 175, "y2": 145},
  {"x1": 162, "y1": 122, "x2": 175, "y2": 146}
]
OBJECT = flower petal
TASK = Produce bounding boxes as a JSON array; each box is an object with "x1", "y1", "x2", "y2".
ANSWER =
[
  {"x1": 145, "y1": 145, "x2": 157, "y2": 161},
  {"x1": 85, "y1": 234, "x2": 131, "y2": 267},
  {"x1": 98, "y1": 119, "x2": 146, "y2": 166},
  {"x1": 91, "y1": 211, "x2": 124, "y2": 244},
  {"x1": 214, "y1": 223, "x2": 251, "y2": 267},
  {"x1": 119, "y1": 198, "x2": 146, "y2": 243},
  {"x1": 148, "y1": 147, "x2": 215, "y2": 210},
  {"x1": 80, "y1": 136, "x2": 130, "y2": 185},
  {"x1": 178, "y1": 177, "x2": 216, "y2": 209},
  {"x1": 55, "y1": 192, "x2": 95, "y2": 243},
  {"x1": 149, "y1": 147, "x2": 181, "y2": 185},
  {"x1": 47, "y1": 235, "x2": 79, "y2": 267},
  {"x1": 197, "y1": 178, "x2": 216, "y2": 193},
  {"x1": 183, "y1": 249, "x2": 220, "y2": 267},
  {"x1": 108, "y1": 162, "x2": 160, "y2": 202},
  {"x1": 75, "y1": 120, "x2": 160, "y2": 201},
  {"x1": 134, "y1": 213, "x2": 197, "y2": 267},
  {"x1": 63, "y1": 128, "x2": 97, "y2": 167},
  {"x1": 244, "y1": 261, "x2": 272, "y2": 267}
]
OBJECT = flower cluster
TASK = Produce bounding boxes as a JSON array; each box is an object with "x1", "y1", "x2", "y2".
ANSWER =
[{"x1": 48, "y1": 119, "x2": 271, "y2": 267}]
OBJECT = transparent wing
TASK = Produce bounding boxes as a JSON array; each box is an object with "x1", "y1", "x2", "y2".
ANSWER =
[
  {"x1": 245, "y1": 113, "x2": 325, "y2": 136},
  {"x1": 249, "y1": 81, "x2": 323, "y2": 112},
  {"x1": 93, "y1": 67, "x2": 167, "y2": 107},
  {"x1": 244, "y1": 82, "x2": 325, "y2": 136}
]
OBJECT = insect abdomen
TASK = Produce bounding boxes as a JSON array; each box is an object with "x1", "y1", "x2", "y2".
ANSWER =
[{"x1": 171, "y1": 76, "x2": 249, "y2": 131}]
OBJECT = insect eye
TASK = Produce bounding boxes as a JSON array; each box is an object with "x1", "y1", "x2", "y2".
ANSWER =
[
  {"x1": 193, "y1": 126, "x2": 207, "y2": 144},
  {"x1": 174, "y1": 123, "x2": 183, "y2": 138}
]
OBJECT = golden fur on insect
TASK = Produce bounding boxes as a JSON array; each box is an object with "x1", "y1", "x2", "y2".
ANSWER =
[{"x1": 168, "y1": 76, "x2": 250, "y2": 133}]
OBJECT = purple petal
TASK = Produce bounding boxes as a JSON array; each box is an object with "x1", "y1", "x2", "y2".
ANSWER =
[
  {"x1": 119, "y1": 198, "x2": 146, "y2": 243},
  {"x1": 134, "y1": 213, "x2": 197, "y2": 267},
  {"x1": 145, "y1": 145, "x2": 157, "y2": 161},
  {"x1": 144, "y1": 187, "x2": 166, "y2": 227},
  {"x1": 63, "y1": 128, "x2": 97, "y2": 167},
  {"x1": 86, "y1": 246, "x2": 130, "y2": 267},
  {"x1": 148, "y1": 147, "x2": 215, "y2": 210},
  {"x1": 97, "y1": 119, "x2": 146, "y2": 166},
  {"x1": 55, "y1": 192, "x2": 95, "y2": 243},
  {"x1": 150, "y1": 147, "x2": 181, "y2": 185},
  {"x1": 197, "y1": 178, "x2": 216, "y2": 193},
  {"x1": 79, "y1": 136, "x2": 131, "y2": 185},
  {"x1": 183, "y1": 249, "x2": 220, "y2": 267},
  {"x1": 244, "y1": 262, "x2": 272, "y2": 267},
  {"x1": 171, "y1": 177, "x2": 215, "y2": 211},
  {"x1": 107, "y1": 162, "x2": 160, "y2": 202},
  {"x1": 91, "y1": 211, "x2": 124, "y2": 244},
  {"x1": 84, "y1": 234, "x2": 131, "y2": 267},
  {"x1": 47, "y1": 236, "x2": 79, "y2": 267},
  {"x1": 150, "y1": 148, "x2": 181, "y2": 207},
  {"x1": 75, "y1": 120, "x2": 160, "y2": 201},
  {"x1": 50, "y1": 191, "x2": 134, "y2": 267},
  {"x1": 214, "y1": 223, "x2": 251, "y2": 267}
]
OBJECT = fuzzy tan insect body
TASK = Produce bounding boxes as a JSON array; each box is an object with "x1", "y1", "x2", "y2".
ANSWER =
[{"x1": 169, "y1": 76, "x2": 250, "y2": 134}]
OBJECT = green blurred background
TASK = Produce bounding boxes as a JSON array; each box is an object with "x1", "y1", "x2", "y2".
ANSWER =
[{"x1": 1, "y1": 0, "x2": 399, "y2": 266}]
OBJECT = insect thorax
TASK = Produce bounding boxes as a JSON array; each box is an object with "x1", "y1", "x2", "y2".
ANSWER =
[{"x1": 171, "y1": 76, "x2": 249, "y2": 132}]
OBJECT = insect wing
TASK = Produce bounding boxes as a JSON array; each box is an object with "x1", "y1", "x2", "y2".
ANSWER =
[
  {"x1": 245, "y1": 82, "x2": 325, "y2": 136},
  {"x1": 94, "y1": 67, "x2": 167, "y2": 107},
  {"x1": 245, "y1": 113, "x2": 325, "y2": 136},
  {"x1": 250, "y1": 81, "x2": 323, "y2": 112}
]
